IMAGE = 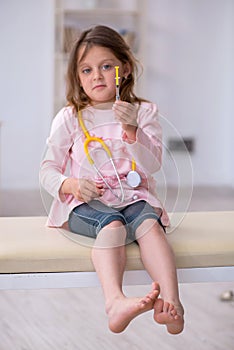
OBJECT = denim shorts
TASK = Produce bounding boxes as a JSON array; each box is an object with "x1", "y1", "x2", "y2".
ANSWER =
[{"x1": 68, "y1": 200, "x2": 165, "y2": 242}]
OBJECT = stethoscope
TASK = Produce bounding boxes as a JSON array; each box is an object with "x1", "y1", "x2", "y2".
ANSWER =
[{"x1": 77, "y1": 109, "x2": 142, "y2": 205}]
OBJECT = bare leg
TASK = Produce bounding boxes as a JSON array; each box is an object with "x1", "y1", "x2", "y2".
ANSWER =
[
  {"x1": 91, "y1": 221, "x2": 160, "y2": 333},
  {"x1": 136, "y1": 219, "x2": 184, "y2": 334}
]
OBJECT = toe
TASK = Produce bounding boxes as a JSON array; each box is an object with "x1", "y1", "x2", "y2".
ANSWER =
[
  {"x1": 152, "y1": 281, "x2": 160, "y2": 292},
  {"x1": 163, "y1": 301, "x2": 170, "y2": 313}
]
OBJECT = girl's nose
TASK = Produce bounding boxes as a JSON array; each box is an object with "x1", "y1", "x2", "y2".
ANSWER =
[{"x1": 93, "y1": 67, "x2": 103, "y2": 80}]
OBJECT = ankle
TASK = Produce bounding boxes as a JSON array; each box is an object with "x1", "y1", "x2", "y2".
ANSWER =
[
  {"x1": 105, "y1": 294, "x2": 125, "y2": 314},
  {"x1": 170, "y1": 301, "x2": 184, "y2": 316}
]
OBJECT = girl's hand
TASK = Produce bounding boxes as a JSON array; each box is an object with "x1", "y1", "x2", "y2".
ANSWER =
[
  {"x1": 113, "y1": 101, "x2": 138, "y2": 142},
  {"x1": 60, "y1": 178, "x2": 104, "y2": 203},
  {"x1": 113, "y1": 100, "x2": 138, "y2": 128}
]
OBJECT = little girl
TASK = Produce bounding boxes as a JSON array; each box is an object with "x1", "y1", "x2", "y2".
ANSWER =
[{"x1": 40, "y1": 25, "x2": 184, "y2": 334}]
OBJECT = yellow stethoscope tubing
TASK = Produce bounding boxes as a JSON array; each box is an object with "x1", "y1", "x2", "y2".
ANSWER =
[
  {"x1": 78, "y1": 110, "x2": 112, "y2": 164},
  {"x1": 83, "y1": 136, "x2": 112, "y2": 165},
  {"x1": 78, "y1": 109, "x2": 125, "y2": 203},
  {"x1": 78, "y1": 109, "x2": 135, "y2": 170}
]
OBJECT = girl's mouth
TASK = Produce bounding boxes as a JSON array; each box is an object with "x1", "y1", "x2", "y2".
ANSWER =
[{"x1": 93, "y1": 84, "x2": 106, "y2": 90}]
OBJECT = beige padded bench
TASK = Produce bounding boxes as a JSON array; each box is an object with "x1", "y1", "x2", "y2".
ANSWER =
[{"x1": 0, "y1": 211, "x2": 234, "y2": 290}]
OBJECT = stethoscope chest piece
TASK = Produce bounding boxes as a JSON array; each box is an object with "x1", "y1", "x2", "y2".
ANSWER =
[{"x1": 126, "y1": 170, "x2": 141, "y2": 188}]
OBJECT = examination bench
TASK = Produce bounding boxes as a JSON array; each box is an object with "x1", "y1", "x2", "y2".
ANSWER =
[{"x1": 0, "y1": 211, "x2": 233, "y2": 290}]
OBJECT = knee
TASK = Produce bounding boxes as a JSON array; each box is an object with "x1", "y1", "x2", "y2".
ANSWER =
[
  {"x1": 105, "y1": 220, "x2": 126, "y2": 229},
  {"x1": 101, "y1": 220, "x2": 127, "y2": 237},
  {"x1": 136, "y1": 218, "x2": 163, "y2": 241},
  {"x1": 95, "y1": 220, "x2": 127, "y2": 248}
]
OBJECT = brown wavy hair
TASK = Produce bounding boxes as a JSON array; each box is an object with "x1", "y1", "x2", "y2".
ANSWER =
[{"x1": 66, "y1": 25, "x2": 146, "y2": 111}]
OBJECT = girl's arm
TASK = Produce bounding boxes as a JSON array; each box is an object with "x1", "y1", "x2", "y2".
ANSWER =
[
  {"x1": 40, "y1": 108, "x2": 103, "y2": 203},
  {"x1": 113, "y1": 102, "x2": 162, "y2": 174},
  {"x1": 40, "y1": 108, "x2": 76, "y2": 202}
]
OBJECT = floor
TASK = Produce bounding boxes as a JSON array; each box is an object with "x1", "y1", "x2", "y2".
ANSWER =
[{"x1": 0, "y1": 186, "x2": 234, "y2": 350}]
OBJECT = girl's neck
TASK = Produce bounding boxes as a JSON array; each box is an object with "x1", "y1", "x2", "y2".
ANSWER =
[{"x1": 90, "y1": 102, "x2": 114, "y2": 110}]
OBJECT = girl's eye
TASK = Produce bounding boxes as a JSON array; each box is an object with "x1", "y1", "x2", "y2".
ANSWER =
[
  {"x1": 101, "y1": 64, "x2": 112, "y2": 71},
  {"x1": 82, "y1": 68, "x2": 91, "y2": 74}
]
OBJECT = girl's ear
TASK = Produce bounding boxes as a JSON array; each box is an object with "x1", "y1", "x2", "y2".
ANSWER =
[{"x1": 123, "y1": 62, "x2": 132, "y2": 78}]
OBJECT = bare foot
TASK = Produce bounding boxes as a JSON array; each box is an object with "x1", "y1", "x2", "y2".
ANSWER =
[
  {"x1": 153, "y1": 298, "x2": 184, "y2": 334},
  {"x1": 107, "y1": 282, "x2": 160, "y2": 333}
]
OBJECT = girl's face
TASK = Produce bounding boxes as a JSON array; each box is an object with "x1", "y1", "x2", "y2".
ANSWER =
[{"x1": 77, "y1": 45, "x2": 130, "y2": 105}]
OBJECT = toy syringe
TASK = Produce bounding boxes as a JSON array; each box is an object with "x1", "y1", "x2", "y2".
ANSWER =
[{"x1": 115, "y1": 66, "x2": 120, "y2": 100}]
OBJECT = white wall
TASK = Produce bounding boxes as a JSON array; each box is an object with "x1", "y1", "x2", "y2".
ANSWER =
[
  {"x1": 145, "y1": 0, "x2": 234, "y2": 186},
  {"x1": 230, "y1": 0, "x2": 234, "y2": 187},
  {"x1": 0, "y1": 0, "x2": 54, "y2": 190},
  {"x1": 0, "y1": 0, "x2": 233, "y2": 190}
]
